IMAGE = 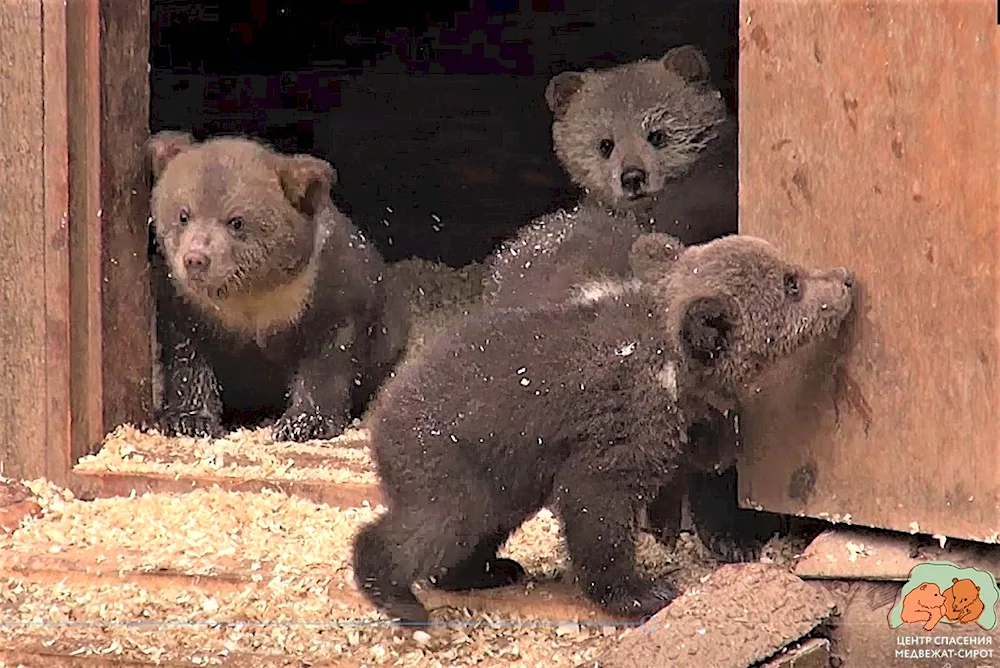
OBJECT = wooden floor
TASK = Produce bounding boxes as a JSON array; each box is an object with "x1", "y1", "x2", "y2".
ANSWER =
[{"x1": 0, "y1": 430, "x2": 630, "y2": 667}]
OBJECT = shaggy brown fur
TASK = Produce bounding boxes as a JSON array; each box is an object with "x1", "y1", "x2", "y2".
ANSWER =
[
  {"x1": 352, "y1": 235, "x2": 855, "y2": 624},
  {"x1": 546, "y1": 44, "x2": 737, "y2": 245},
  {"x1": 487, "y1": 223, "x2": 785, "y2": 561},
  {"x1": 482, "y1": 205, "x2": 647, "y2": 308},
  {"x1": 146, "y1": 132, "x2": 410, "y2": 442}
]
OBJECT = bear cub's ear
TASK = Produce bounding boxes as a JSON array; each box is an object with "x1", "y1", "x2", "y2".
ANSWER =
[
  {"x1": 273, "y1": 153, "x2": 338, "y2": 217},
  {"x1": 661, "y1": 45, "x2": 712, "y2": 84},
  {"x1": 545, "y1": 71, "x2": 586, "y2": 120},
  {"x1": 145, "y1": 131, "x2": 196, "y2": 180},
  {"x1": 629, "y1": 233, "x2": 685, "y2": 283},
  {"x1": 679, "y1": 295, "x2": 734, "y2": 366}
]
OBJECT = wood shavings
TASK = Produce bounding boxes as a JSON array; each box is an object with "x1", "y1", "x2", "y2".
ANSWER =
[
  {"x1": 75, "y1": 424, "x2": 377, "y2": 485},
  {"x1": 844, "y1": 541, "x2": 868, "y2": 562},
  {"x1": 0, "y1": 484, "x2": 625, "y2": 666}
]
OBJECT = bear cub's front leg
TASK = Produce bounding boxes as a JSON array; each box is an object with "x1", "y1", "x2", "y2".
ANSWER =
[
  {"x1": 272, "y1": 326, "x2": 357, "y2": 442},
  {"x1": 556, "y1": 464, "x2": 678, "y2": 619},
  {"x1": 156, "y1": 312, "x2": 225, "y2": 439}
]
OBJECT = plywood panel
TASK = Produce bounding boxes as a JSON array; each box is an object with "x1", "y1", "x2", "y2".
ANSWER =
[
  {"x1": 0, "y1": 2, "x2": 52, "y2": 480},
  {"x1": 737, "y1": 0, "x2": 999, "y2": 541}
]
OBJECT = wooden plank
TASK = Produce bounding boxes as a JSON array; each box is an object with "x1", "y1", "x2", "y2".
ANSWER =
[
  {"x1": 737, "y1": 0, "x2": 999, "y2": 541},
  {"x1": 42, "y1": 0, "x2": 73, "y2": 486},
  {"x1": 0, "y1": 644, "x2": 364, "y2": 668},
  {"x1": 66, "y1": 0, "x2": 104, "y2": 465},
  {"x1": 96, "y1": 0, "x2": 154, "y2": 457},
  {"x1": 759, "y1": 639, "x2": 831, "y2": 668},
  {"x1": 0, "y1": 545, "x2": 625, "y2": 626},
  {"x1": 71, "y1": 470, "x2": 383, "y2": 509},
  {"x1": 0, "y1": 1, "x2": 49, "y2": 480},
  {"x1": 583, "y1": 564, "x2": 837, "y2": 668},
  {"x1": 793, "y1": 527, "x2": 1000, "y2": 581}
]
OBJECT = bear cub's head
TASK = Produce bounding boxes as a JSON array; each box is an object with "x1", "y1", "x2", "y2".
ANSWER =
[
  {"x1": 657, "y1": 235, "x2": 855, "y2": 401},
  {"x1": 546, "y1": 45, "x2": 730, "y2": 209},
  {"x1": 145, "y1": 131, "x2": 336, "y2": 307}
]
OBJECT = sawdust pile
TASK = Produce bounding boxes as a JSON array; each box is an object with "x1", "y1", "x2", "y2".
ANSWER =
[
  {"x1": 0, "y1": 479, "x2": 709, "y2": 666},
  {"x1": 75, "y1": 425, "x2": 375, "y2": 483}
]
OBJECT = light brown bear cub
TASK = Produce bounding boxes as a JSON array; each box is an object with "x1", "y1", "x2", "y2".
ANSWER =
[
  {"x1": 146, "y1": 132, "x2": 410, "y2": 442},
  {"x1": 353, "y1": 234, "x2": 855, "y2": 624}
]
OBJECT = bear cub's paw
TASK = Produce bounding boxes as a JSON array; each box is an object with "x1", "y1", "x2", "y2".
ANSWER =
[
  {"x1": 688, "y1": 467, "x2": 786, "y2": 563},
  {"x1": 156, "y1": 409, "x2": 225, "y2": 440},
  {"x1": 603, "y1": 580, "x2": 679, "y2": 619},
  {"x1": 431, "y1": 557, "x2": 527, "y2": 592},
  {"x1": 272, "y1": 410, "x2": 348, "y2": 443}
]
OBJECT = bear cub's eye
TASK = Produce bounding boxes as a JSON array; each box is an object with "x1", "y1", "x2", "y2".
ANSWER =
[
  {"x1": 647, "y1": 130, "x2": 668, "y2": 149},
  {"x1": 179, "y1": 209, "x2": 190, "y2": 225},
  {"x1": 598, "y1": 139, "x2": 615, "y2": 159},
  {"x1": 783, "y1": 272, "x2": 801, "y2": 300},
  {"x1": 228, "y1": 217, "x2": 244, "y2": 231}
]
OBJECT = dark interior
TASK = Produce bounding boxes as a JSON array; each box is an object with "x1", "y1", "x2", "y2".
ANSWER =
[{"x1": 149, "y1": 0, "x2": 739, "y2": 268}]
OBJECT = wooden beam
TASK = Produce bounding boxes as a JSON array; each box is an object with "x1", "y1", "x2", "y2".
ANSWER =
[
  {"x1": 0, "y1": 1, "x2": 64, "y2": 482},
  {"x1": 72, "y1": 469, "x2": 382, "y2": 509},
  {"x1": 66, "y1": 0, "x2": 153, "y2": 470},
  {"x1": 96, "y1": 0, "x2": 154, "y2": 456},
  {"x1": 0, "y1": 0, "x2": 153, "y2": 484},
  {"x1": 66, "y1": 0, "x2": 104, "y2": 469}
]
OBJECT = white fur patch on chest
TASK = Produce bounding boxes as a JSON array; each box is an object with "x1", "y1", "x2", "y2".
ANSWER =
[
  {"x1": 655, "y1": 361, "x2": 679, "y2": 402},
  {"x1": 569, "y1": 278, "x2": 642, "y2": 305},
  {"x1": 189, "y1": 220, "x2": 330, "y2": 346}
]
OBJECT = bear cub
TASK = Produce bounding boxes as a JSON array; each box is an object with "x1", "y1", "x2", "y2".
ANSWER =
[
  {"x1": 146, "y1": 132, "x2": 410, "y2": 442},
  {"x1": 483, "y1": 205, "x2": 648, "y2": 309},
  {"x1": 546, "y1": 44, "x2": 737, "y2": 246},
  {"x1": 352, "y1": 234, "x2": 855, "y2": 624}
]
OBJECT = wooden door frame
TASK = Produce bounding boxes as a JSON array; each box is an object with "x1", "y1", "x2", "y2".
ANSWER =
[{"x1": 0, "y1": 0, "x2": 153, "y2": 488}]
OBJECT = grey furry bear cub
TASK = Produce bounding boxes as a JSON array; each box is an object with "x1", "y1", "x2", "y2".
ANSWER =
[
  {"x1": 546, "y1": 44, "x2": 737, "y2": 245},
  {"x1": 145, "y1": 132, "x2": 410, "y2": 443},
  {"x1": 352, "y1": 234, "x2": 855, "y2": 624},
  {"x1": 482, "y1": 45, "x2": 767, "y2": 561},
  {"x1": 484, "y1": 44, "x2": 737, "y2": 309}
]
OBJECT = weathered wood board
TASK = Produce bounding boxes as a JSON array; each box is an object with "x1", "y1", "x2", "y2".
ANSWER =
[{"x1": 737, "y1": 0, "x2": 999, "y2": 542}]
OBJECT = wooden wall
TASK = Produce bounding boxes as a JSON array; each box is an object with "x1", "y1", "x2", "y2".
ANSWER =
[
  {"x1": 737, "y1": 0, "x2": 999, "y2": 542},
  {"x1": 0, "y1": 0, "x2": 152, "y2": 484}
]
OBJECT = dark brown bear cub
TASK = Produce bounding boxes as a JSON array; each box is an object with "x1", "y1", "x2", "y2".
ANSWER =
[
  {"x1": 483, "y1": 205, "x2": 648, "y2": 308},
  {"x1": 352, "y1": 235, "x2": 855, "y2": 624},
  {"x1": 146, "y1": 132, "x2": 410, "y2": 442}
]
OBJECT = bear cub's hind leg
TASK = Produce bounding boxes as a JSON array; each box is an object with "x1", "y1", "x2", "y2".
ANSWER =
[{"x1": 352, "y1": 513, "x2": 431, "y2": 625}]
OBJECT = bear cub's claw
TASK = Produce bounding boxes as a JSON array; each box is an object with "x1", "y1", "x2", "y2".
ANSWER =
[
  {"x1": 431, "y1": 557, "x2": 527, "y2": 592},
  {"x1": 156, "y1": 410, "x2": 225, "y2": 439},
  {"x1": 272, "y1": 410, "x2": 347, "y2": 443},
  {"x1": 604, "y1": 580, "x2": 679, "y2": 619}
]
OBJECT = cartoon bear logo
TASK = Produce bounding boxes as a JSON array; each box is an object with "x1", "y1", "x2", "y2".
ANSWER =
[
  {"x1": 942, "y1": 577, "x2": 986, "y2": 625},
  {"x1": 899, "y1": 582, "x2": 947, "y2": 631},
  {"x1": 888, "y1": 561, "x2": 999, "y2": 632}
]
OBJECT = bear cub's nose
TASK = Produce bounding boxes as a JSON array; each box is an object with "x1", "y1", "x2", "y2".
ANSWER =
[
  {"x1": 620, "y1": 167, "x2": 648, "y2": 195},
  {"x1": 183, "y1": 250, "x2": 211, "y2": 278}
]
